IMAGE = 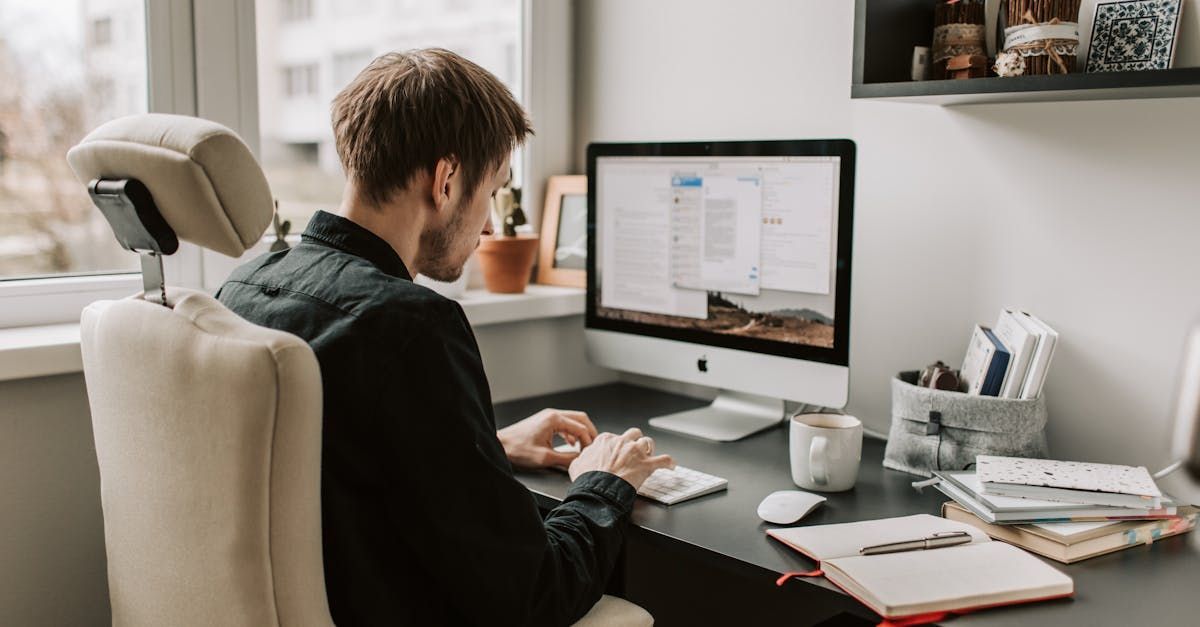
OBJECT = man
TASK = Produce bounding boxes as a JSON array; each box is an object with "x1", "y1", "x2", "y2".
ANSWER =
[{"x1": 216, "y1": 49, "x2": 673, "y2": 626}]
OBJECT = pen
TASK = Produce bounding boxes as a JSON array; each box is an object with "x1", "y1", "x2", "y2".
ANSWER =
[{"x1": 858, "y1": 531, "x2": 972, "y2": 556}]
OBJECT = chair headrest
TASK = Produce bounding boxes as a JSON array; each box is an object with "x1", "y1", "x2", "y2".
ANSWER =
[{"x1": 66, "y1": 114, "x2": 274, "y2": 257}]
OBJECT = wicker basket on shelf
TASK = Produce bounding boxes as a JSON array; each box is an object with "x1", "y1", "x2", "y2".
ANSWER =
[
  {"x1": 932, "y1": 0, "x2": 987, "y2": 80},
  {"x1": 999, "y1": 0, "x2": 1083, "y2": 75}
]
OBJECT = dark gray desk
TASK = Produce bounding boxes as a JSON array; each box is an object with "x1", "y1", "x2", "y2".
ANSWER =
[{"x1": 495, "y1": 383, "x2": 1200, "y2": 626}]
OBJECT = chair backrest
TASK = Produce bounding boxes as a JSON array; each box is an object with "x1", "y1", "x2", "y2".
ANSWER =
[{"x1": 68, "y1": 114, "x2": 333, "y2": 626}]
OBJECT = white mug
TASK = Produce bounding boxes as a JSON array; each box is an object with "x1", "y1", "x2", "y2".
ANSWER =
[{"x1": 790, "y1": 413, "x2": 863, "y2": 492}]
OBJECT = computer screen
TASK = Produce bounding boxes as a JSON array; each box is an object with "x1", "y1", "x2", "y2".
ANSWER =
[{"x1": 587, "y1": 141, "x2": 854, "y2": 366}]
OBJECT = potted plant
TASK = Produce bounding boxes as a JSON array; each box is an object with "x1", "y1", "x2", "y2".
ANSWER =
[{"x1": 475, "y1": 182, "x2": 539, "y2": 293}]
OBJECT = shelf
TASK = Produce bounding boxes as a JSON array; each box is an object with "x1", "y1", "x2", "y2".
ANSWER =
[
  {"x1": 853, "y1": 68, "x2": 1200, "y2": 105},
  {"x1": 853, "y1": 0, "x2": 1200, "y2": 106}
]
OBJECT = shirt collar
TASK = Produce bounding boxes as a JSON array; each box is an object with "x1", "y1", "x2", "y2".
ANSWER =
[{"x1": 301, "y1": 210, "x2": 412, "y2": 280}]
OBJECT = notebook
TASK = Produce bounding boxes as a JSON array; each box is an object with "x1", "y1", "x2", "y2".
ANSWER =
[
  {"x1": 943, "y1": 501, "x2": 1199, "y2": 564},
  {"x1": 767, "y1": 514, "x2": 1074, "y2": 619},
  {"x1": 933, "y1": 470, "x2": 1178, "y2": 523},
  {"x1": 977, "y1": 455, "x2": 1163, "y2": 509}
]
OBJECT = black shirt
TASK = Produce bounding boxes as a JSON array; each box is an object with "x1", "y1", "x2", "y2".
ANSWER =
[{"x1": 216, "y1": 210, "x2": 636, "y2": 626}]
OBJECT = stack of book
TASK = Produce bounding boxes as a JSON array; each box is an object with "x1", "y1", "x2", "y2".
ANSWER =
[
  {"x1": 934, "y1": 455, "x2": 1197, "y2": 563},
  {"x1": 961, "y1": 308, "x2": 1057, "y2": 398}
]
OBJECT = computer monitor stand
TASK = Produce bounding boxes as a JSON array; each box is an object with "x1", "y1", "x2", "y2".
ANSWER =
[{"x1": 648, "y1": 390, "x2": 786, "y2": 442}]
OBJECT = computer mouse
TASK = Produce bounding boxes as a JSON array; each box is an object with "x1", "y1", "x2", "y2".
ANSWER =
[{"x1": 756, "y1": 490, "x2": 826, "y2": 525}]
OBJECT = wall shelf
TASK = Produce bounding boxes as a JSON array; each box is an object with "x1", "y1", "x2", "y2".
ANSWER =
[{"x1": 853, "y1": 1, "x2": 1200, "y2": 106}]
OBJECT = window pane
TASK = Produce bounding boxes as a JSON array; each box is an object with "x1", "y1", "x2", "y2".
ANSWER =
[
  {"x1": 0, "y1": 1, "x2": 147, "y2": 280},
  {"x1": 255, "y1": 0, "x2": 522, "y2": 232}
]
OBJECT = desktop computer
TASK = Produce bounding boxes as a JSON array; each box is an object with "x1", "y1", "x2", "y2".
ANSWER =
[{"x1": 585, "y1": 139, "x2": 856, "y2": 441}]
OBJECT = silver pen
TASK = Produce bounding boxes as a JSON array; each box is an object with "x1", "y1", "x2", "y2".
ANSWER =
[{"x1": 858, "y1": 531, "x2": 972, "y2": 556}]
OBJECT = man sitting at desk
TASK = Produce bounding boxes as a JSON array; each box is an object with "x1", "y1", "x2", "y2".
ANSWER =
[{"x1": 216, "y1": 48, "x2": 674, "y2": 625}]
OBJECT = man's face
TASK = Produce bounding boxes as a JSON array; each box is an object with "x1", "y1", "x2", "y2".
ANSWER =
[{"x1": 417, "y1": 157, "x2": 509, "y2": 282}]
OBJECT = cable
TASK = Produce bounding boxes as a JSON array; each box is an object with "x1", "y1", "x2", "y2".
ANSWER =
[{"x1": 1153, "y1": 459, "x2": 1185, "y2": 479}]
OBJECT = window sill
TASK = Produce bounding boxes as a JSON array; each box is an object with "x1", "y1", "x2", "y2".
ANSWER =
[{"x1": 0, "y1": 285, "x2": 585, "y2": 382}]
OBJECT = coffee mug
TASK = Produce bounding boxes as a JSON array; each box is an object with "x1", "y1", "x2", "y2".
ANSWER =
[{"x1": 790, "y1": 413, "x2": 863, "y2": 492}]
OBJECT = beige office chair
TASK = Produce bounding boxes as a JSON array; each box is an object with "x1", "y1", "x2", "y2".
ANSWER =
[
  {"x1": 67, "y1": 114, "x2": 332, "y2": 626},
  {"x1": 66, "y1": 114, "x2": 651, "y2": 627}
]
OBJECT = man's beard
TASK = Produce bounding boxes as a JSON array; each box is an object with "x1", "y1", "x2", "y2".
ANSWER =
[{"x1": 416, "y1": 201, "x2": 469, "y2": 282}]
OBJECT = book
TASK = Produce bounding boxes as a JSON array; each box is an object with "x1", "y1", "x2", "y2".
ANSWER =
[
  {"x1": 767, "y1": 514, "x2": 1073, "y2": 620},
  {"x1": 977, "y1": 455, "x2": 1163, "y2": 509},
  {"x1": 1014, "y1": 311, "x2": 1058, "y2": 399},
  {"x1": 993, "y1": 309, "x2": 1038, "y2": 398},
  {"x1": 960, "y1": 325, "x2": 1010, "y2": 396},
  {"x1": 942, "y1": 501, "x2": 1198, "y2": 564},
  {"x1": 979, "y1": 328, "x2": 1011, "y2": 396},
  {"x1": 932, "y1": 470, "x2": 1178, "y2": 523}
]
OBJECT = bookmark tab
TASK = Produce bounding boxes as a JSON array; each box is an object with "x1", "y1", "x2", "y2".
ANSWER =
[{"x1": 775, "y1": 570, "x2": 823, "y2": 586}]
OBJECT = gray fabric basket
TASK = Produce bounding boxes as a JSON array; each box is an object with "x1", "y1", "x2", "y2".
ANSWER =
[{"x1": 883, "y1": 371, "x2": 1049, "y2": 478}]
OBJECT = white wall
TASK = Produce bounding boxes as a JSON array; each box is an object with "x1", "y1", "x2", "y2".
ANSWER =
[{"x1": 575, "y1": 0, "x2": 1200, "y2": 468}]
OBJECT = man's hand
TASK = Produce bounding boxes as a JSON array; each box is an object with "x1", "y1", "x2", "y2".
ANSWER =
[
  {"x1": 497, "y1": 408, "x2": 599, "y2": 470},
  {"x1": 569, "y1": 428, "x2": 674, "y2": 490}
]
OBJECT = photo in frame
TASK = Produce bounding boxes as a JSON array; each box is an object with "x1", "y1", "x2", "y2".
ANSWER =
[{"x1": 537, "y1": 175, "x2": 587, "y2": 288}]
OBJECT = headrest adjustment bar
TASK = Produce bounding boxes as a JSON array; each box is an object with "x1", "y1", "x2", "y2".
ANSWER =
[{"x1": 140, "y1": 253, "x2": 167, "y2": 305}]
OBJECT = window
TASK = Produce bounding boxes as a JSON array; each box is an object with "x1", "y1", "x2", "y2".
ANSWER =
[
  {"x1": 0, "y1": 0, "x2": 147, "y2": 283},
  {"x1": 281, "y1": 0, "x2": 313, "y2": 22},
  {"x1": 282, "y1": 64, "x2": 319, "y2": 98},
  {"x1": 255, "y1": 0, "x2": 522, "y2": 231},
  {"x1": 90, "y1": 17, "x2": 112, "y2": 47}
]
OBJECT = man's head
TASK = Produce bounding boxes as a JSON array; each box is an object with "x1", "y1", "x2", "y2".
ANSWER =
[{"x1": 331, "y1": 48, "x2": 532, "y2": 280}]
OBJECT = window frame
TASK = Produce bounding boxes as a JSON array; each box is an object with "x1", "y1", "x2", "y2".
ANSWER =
[
  {"x1": 0, "y1": 0, "x2": 202, "y2": 329},
  {"x1": 0, "y1": 0, "x2": 575, "y2": 327}
]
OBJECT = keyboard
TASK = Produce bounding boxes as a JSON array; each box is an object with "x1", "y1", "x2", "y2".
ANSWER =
[
  {"x1": 554, "y1": 442, "x2": 728, "y2": 505},
  {"x1": 636, "y1": 466, "x2": 728, "y2": 505}
]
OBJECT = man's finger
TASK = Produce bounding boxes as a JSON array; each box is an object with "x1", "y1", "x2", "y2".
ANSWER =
[
  {"x1": 646, "y1": 453, "x2": 675, "y2": 471},
  {"x1": 544, "y1": 449, "x2": 579, "y2": 469},
  {"x1": 621, "y1": 427, "x2": 643, "y2": 441},
  {"x1": 559, "y1": 410, "x2": 598, "y2": 438},
  {"x1": 554, "y1": 414, "x2": 595, "y2": 446},
  {"x1": 635, "y1": 436, "x2": 655, "y2": 456}
]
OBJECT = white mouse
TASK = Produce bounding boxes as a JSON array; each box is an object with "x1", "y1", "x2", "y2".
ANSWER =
[{"x1": 756, "y1": 490, "x2": 826, "y2": 524}]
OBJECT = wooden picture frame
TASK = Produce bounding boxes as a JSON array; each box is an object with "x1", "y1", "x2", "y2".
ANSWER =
[{"x1": 537, "y1": 175, "x2": 587, "y2": 288}]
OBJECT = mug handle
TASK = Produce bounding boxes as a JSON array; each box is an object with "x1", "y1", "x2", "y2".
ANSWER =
[{"x1": 810, "y1": 436, "x2": 829, "y2": 487}]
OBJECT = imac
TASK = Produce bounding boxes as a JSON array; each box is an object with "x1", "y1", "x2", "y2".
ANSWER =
[
  {"x1": 585, "y1": 140, "x2": 856, "y2": 441},
  {"x1": 1169, "y1": 322, "x2": 1200, "y2": 503}
]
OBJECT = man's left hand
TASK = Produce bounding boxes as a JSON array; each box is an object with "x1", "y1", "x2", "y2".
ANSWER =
[{"x1": 498, "y1": 408, "x2": 599, "y2": 470}]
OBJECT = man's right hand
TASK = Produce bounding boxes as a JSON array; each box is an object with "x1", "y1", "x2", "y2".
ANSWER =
[{"x1": 568, "y1": 428, "x2": 675, "y2": 489}]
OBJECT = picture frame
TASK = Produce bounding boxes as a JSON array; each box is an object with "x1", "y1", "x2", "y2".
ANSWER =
[
  {"x1": 537, "y1": 175, "x2": 587, "y2": 288},
  {"x1": 1085, "y1": 0, "x2": 1184, "y2": 73}
]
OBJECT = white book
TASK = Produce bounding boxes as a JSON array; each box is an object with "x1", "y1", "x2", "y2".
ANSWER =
[
  {"x1": 767, "y1": 514, "x2": 1074, "y2": 619},
  {"x1": 994, "y1": 309, "x2": 1038, "y2": 398},
  {"x1": 977, "y1": 455, "x2": 1162, "y2": 509},
  {"x1": 1015, "y1": 311, "x2": 1058, "y2": 399},
  {"x1": 960, "y1": 325, "x2": 996, "y2": 395}
]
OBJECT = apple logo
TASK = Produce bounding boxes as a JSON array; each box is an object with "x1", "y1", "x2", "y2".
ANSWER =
[{"x1": 697, "y1": 355, "x2": 708, "y2": 372}]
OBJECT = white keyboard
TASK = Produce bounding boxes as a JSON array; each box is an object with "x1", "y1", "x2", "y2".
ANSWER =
[
  {"x1": 553, "y1": 442, "x2": 728, "y2": 505},
  {"x1": 636, "y1": 466, "x2": 728, "y2": 505}
]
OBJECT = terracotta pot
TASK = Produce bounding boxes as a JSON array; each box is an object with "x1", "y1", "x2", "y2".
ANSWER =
[{"x1": 476, "y1": 234, "x2": 539, "y2": 294}]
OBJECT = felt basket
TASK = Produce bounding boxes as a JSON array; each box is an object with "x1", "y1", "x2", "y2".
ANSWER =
[{"x1": 883, "y1": 371, "x2": 1049, "y2": 477}]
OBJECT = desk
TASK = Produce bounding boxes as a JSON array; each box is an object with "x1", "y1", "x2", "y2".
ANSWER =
[{"x1": 495, "y1": 383, "x2": 1200, "y2": 626}]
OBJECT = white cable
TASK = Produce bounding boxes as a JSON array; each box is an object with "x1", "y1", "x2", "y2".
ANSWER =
[{"x1": 1153, "y1": 459, "x2": 1185, "y2": 479}]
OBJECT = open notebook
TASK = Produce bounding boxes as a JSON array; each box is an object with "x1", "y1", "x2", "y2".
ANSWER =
[{"x1": 768, "y1": 514, "x2": 1073, "y2": 619}]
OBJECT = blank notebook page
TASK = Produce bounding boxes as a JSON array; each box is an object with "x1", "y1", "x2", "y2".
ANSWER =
[
  {"x1": 767, "y1": 514, "x2": 990, "y2": 561},
  {"x1": 822, "y1": 542, "x2": 1073, "y2": 618}
]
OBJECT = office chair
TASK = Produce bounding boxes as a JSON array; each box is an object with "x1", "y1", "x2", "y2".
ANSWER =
[
  {"x1": 66, "y1": 113, "x2": 332, "y2": 626},
  {"x1": 66, "y1": 114, "x2": 651, "y2": 627}
]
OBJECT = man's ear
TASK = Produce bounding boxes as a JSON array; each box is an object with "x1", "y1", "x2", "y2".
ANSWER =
[{"x1": 431, "y1": 156, "x2": 459, "y2": 210}]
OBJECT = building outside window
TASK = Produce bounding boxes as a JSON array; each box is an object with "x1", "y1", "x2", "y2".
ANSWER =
[
  {"x1": 0, "y1": 0, "x2": 147, "y2": 281},
  {"x1": 255, "y1": 0, "x2": 521, "y2": 231}
]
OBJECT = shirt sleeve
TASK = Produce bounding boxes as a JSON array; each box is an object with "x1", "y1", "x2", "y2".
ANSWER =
[{"x1": 374, "y1": 300, "x2": 637, "y2": 626}]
